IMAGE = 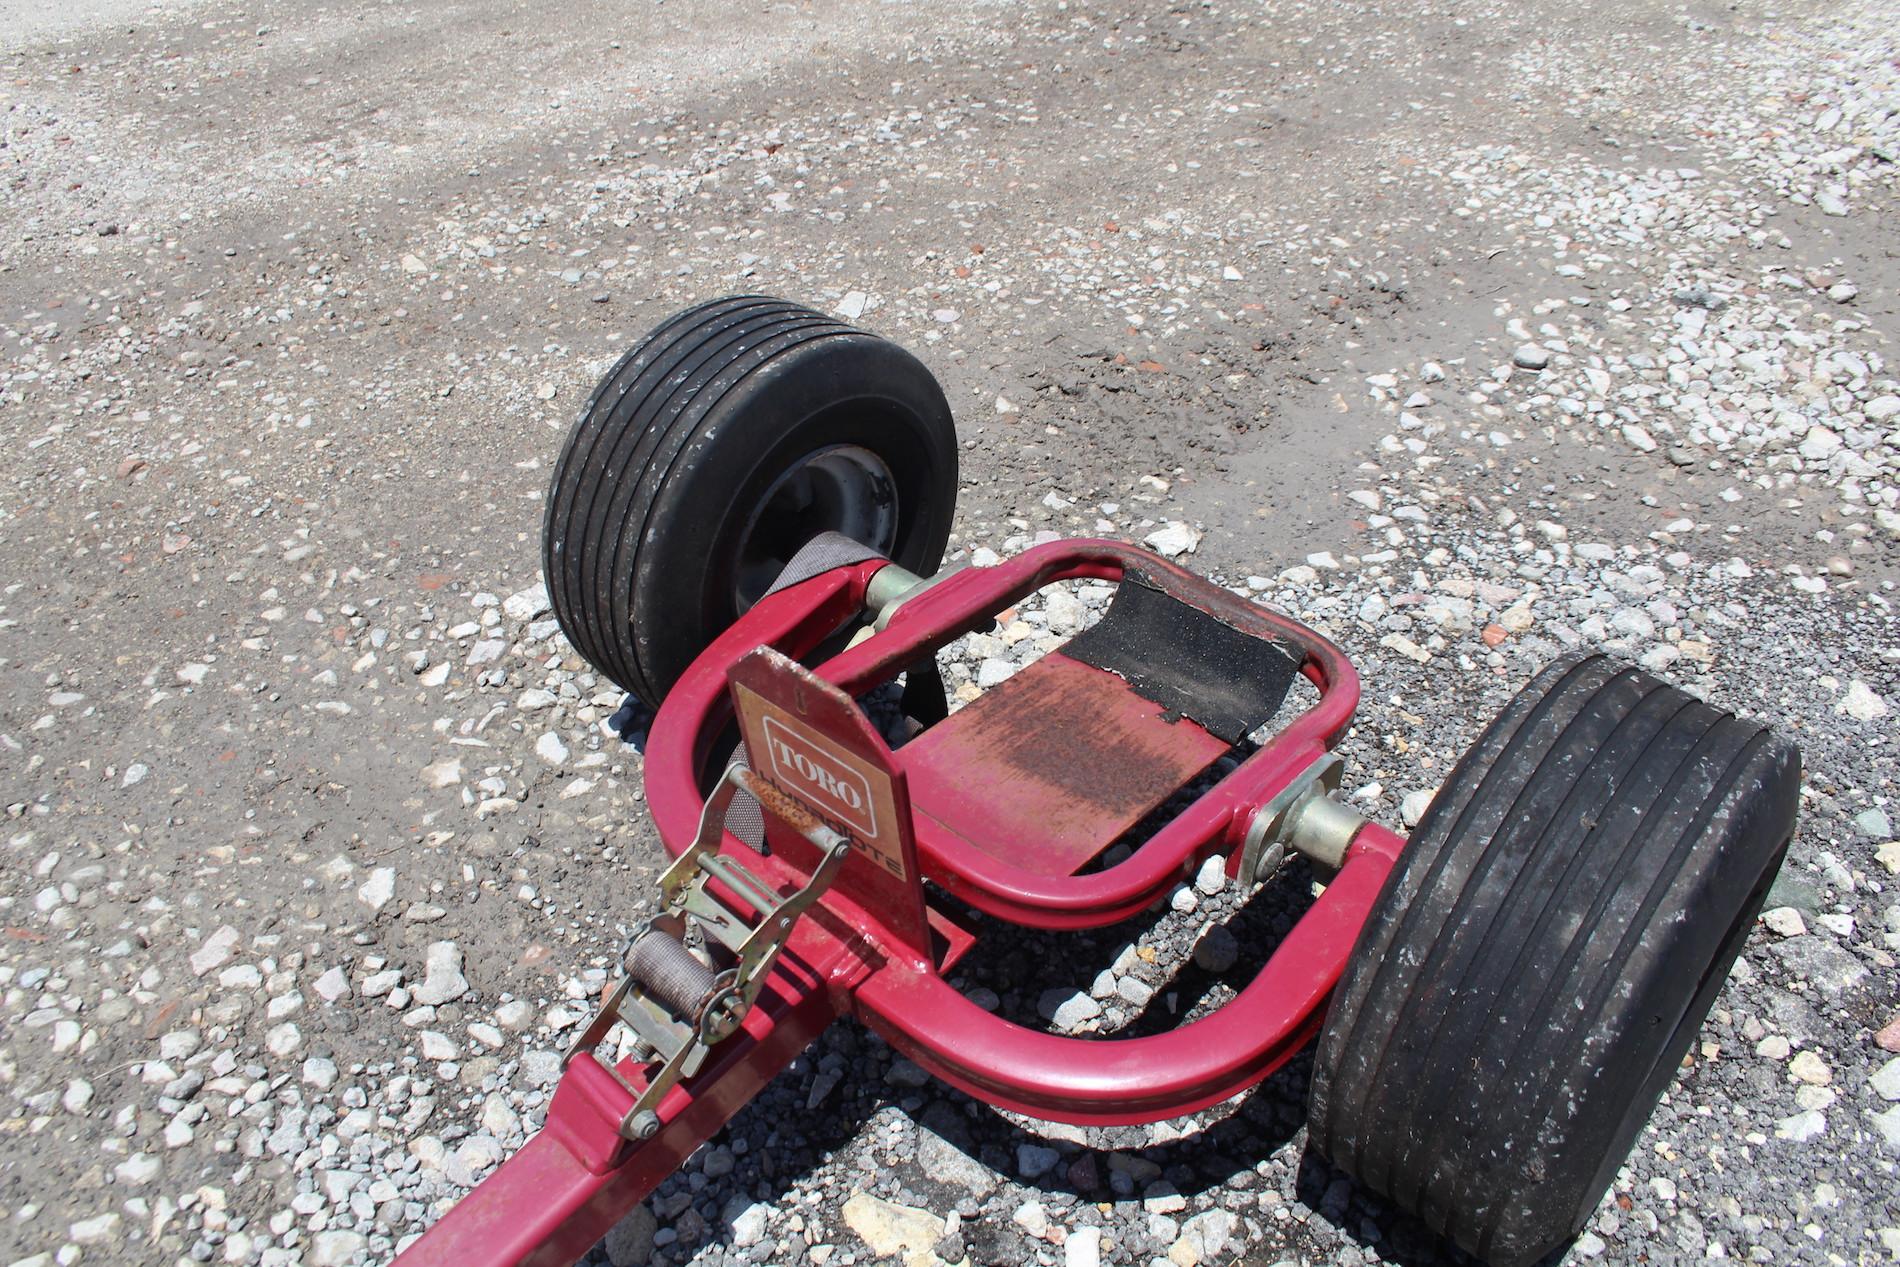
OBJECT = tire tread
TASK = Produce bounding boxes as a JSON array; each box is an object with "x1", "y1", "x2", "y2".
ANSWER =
[{"x1": 1308, "y1": 653, "x2": 1799, "y2": 1267}]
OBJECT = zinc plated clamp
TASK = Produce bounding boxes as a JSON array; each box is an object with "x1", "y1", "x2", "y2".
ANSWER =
[{"x1": 562, "y1": 765, "x2": 851, "y2": 1141}]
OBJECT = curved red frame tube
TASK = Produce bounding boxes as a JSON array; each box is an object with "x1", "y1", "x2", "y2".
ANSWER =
[
  {"x1": 638, "y1": 538, "x2": 1399, "y2": 1124},
  {"x1": 860, "y1": 827, "x2": 1403, "y2": 1124},
  {"x1": 402, "y1": 540, "x2": 1402, "y2": 1265},
  {"x1": 646, "y1": 539, "x2": 1364, "y2": 928}
]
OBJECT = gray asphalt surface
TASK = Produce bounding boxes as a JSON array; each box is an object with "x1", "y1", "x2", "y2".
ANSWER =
[{"x1": 2, "y1": 1, "x2": 1896, "y2": 1266}]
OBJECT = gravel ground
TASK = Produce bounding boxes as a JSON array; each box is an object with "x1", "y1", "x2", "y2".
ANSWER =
[{"x1": 2, "y1": 1, "x2": 1897, "y2": 1266}]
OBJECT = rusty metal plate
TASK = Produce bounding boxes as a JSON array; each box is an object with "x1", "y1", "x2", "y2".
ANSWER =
[{"x1": 901, "y1": 652, "x2": 1231, "y2": 876}]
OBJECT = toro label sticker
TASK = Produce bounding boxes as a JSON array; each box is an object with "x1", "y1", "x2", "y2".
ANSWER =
[
  {"x1": 731, "y1": 680, "x2": 908, "y2": 882},
  {"x1": 758, "y1": 713, "x2": 879, "y2": 841}
]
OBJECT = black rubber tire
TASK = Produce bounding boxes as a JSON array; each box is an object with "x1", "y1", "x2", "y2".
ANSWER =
[
  {"x1": 1307, "y1": 652, "x2": 1800, "y2": 1267},
  {"x1": 543, "y1": 296, "x2": 959, "y2": 708}
]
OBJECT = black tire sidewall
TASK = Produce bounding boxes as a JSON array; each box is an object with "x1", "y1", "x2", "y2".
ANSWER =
[{"x1": 628, "y1": 334, "x2": 957, "y2": 695}]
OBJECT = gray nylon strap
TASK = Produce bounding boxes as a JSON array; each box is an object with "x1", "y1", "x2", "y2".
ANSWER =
[
  {"x1": 762, "y1": 531, "x2": 887, "y2": 597},
  {"x1": 723, "y1": 532, "x2": 889, "y2": 847}
]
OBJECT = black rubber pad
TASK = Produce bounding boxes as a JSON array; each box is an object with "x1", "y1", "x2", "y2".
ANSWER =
[{"x1": 1062, "y1": 568, "x2": 1303, "y2": 744}]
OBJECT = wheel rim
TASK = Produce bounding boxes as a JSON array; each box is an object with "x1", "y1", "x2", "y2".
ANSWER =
[{"x1": 731, "y1": 444, "x2": 900, "y2": 611}]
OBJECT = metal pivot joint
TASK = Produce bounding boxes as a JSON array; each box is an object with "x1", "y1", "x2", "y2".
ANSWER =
[
  {"x1": 562, "y1": 764, "x2": 851, "y2": 1141},
  {"x1": 1239, "y1": 752, "x2": 1365, "y2": 882}
]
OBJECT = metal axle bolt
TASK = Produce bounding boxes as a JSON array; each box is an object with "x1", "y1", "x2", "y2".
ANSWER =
[{"x1": 1239, "y1": 753, "x2": 1366, "y2": 881}]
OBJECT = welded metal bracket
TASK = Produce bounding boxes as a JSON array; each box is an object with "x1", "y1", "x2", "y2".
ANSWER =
[
  {"x1": 562, "y1": 764, "x2": 850, "y2": 1140},
  {"x1": 1238, "y1": 752, "x2": 1365, "y2": 883}
]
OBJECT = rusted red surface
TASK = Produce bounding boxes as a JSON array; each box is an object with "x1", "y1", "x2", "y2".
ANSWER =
[{"x1": 902, "y1": 652, "x2": 1230, "y2": 876}]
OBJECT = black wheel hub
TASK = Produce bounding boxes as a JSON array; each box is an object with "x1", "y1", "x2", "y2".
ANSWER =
[{"x1": 731, "y1": 444, "x2": 899, "y2": 610}]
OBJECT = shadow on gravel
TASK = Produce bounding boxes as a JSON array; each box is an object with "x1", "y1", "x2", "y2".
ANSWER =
[
  {"x1": 575, "y1": 1040, "x2": 885, "y2": 1266},
  {"x1": 932, "y1": 855, "x2": 1322, "y2": 1036},
  {"x1": 569, "y1": 855, "x2": 1341, "y2": 1263},
  {"x1": 1290, "y1": 1147, "x2": 1577, "y2": 1267}
]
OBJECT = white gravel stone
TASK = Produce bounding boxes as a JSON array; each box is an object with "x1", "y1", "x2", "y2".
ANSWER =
[
  {"x1": 1838, "y1": 680, "x2": 1888, "y2": 721},
  {"x1": 357, "y1": 866, "x2": 396, "y2": 911},
  {"x1": 68, "y1": 1214, "x2": 120, "y2": 1245},
  {"x1": 1012, "y1": 1198, "x2": 1051, "y2": 1238},
  {"x1": 480, "y1": 1092, "x2": 518, "y2": 1137},
  {"x1": 1774, "y1": 1109, "x2": 1826, "y2": 1142},
  {"x1": 976, "y1": 658, "x2": 1014, "y2": 688},
  {"x1": 113, "y1": 1153, "x2": 161, "y2": 1185},
  {"x1": 158, "y1": 1030, "x2": 200, "y2": 1061},
  {"x1": 1065, "y1": 1226, "x2": 1103, "y2": 1267},
  {"x1": 1799, "y1": 426, "x2": 1843, "y2": 460},
  {"x1": 503, "y1": 583, "x2": 550, "y2": 622},
  {"x1": 314, "y1": 965, "x2": 351, "y2": 1002},
  {"x1": 1874, "y1": 841, "x2": 1900, "y2": 876},
  {"x1": 190, "y1": 925, "x2": 240, "y2": 976},
  {"x1": 1038, "y1": 988, "x2": 1102, "y2": 1031},
  {"x1": 302, "y1": 1057, "x2": 339, "y2": 1090},
  {"x1": 1790, "y1": 1050, "x2": 1832, "y2": 1085},
  {"x1": 1762, "y1": 907, "x2": 1808, "y2": 937},
  {"x1": 730, "y1": 1200, "x2": 771, "y2": 1248},
  {"x1": 1871, "y1": 1106, "x2": 1900, "y2": 1155},
  {"x1": 309, "y1": 1231, "x2": 367, "y2": 1267},
  {"x1": 1144, "y1": 522, "x2": 1202, "y2": 558},
  {"x1": 413, "y1": 941, "x2": 469, "y2": 1006},
  {"x1": 1176, "y1": 1209, "x2": 1239, "y2": 1261},
  {"x1": 361, "y1": 968, "x2": 402, "y2": 997},
  {"x1": 522, "y1": 1048, "x2": 563, "y2": 1088},
  {"x1": 467, "y1": 638, "x2": 507, "y2": 666}
]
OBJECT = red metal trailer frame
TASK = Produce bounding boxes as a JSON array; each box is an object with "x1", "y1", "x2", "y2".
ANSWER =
[{"x1": 396, "y1": 539, "x2": 1405, "y2": 1267}]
